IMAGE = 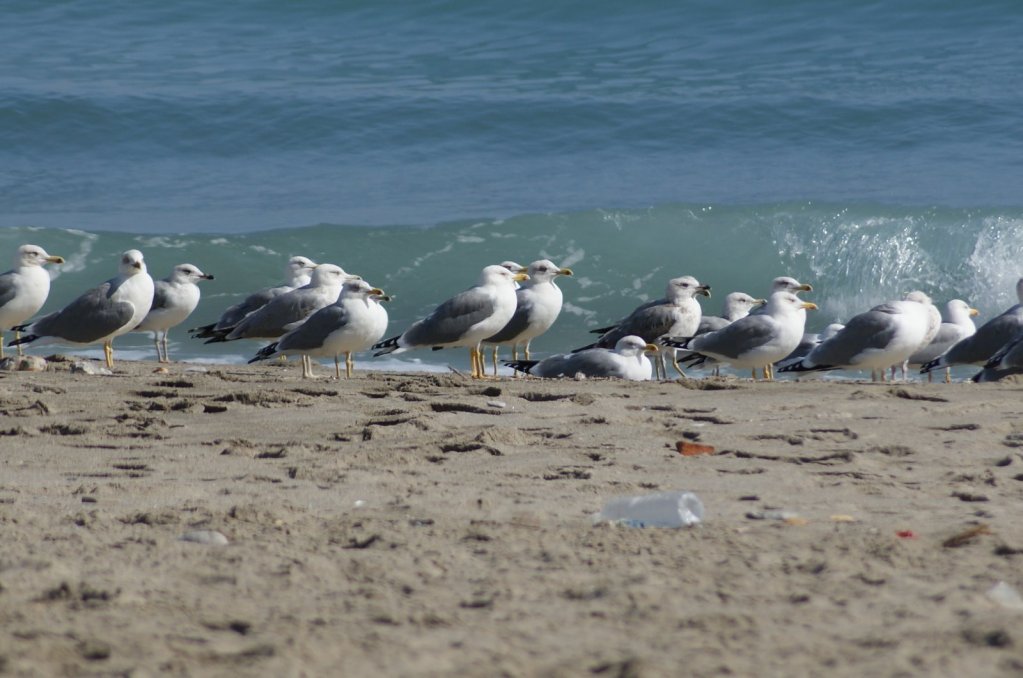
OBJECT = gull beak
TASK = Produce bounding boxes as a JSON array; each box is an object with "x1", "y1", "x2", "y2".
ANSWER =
[
  {"x1": 644, "y1": 343, "x2": 660, "y2": 353},
  {"x1": 345, "y1": 274, "x2": 363, "y2": 281},
  {"x1": 697, "y1": 285, "x2": 711, "y2": 298},
  {"x1": 969, "y1": 307, "x2": 980, "y2": 317},
  {"x1": 799, "y1": 283, "x2": 814, "y2": 292},
  {"x1": 513, "y1": 272, "x2": 530, "y2": 283},
  {"x1": 754, "y1": 298, "x2": 768, "y2": 307},
  {"x1": 369, "y1": 287, "x2": 386, "y2": 297},
  {"x1": 132, "y1": 261, "x2": 142, "y2": 270},
  {"x1": 559, "y1": 267, "x2": 574, "y2": 276},
  {"x1": 801, "y1": 301, "x2": 819, "y2": 311},
  {"x1": 46, "y1": 255, "x2": 65, "y2": 264},
  {"x1": 202, "y1": 273, "x2": 215, "y2": 280}
]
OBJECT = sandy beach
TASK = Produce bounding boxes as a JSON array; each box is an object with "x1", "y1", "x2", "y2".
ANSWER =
[{"x1": 2, "y1": 358, "x2": 1023, "y2": 676}]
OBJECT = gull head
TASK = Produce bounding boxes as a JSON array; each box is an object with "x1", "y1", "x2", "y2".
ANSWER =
[
  {"x1": 614, "y1": 335, "x2": 659, "y2": 357},
  {"x1": 16, "y1": 244, "x2": 65, "y2": 268},
  {"x1": 667, "y1": 276, "x2": 711, "y2": 301},
  {"x1": 499, "y1": 261, "x2": 527, "y2": 274},
  {"x1": 286, "y1": 256, "x2": 318, "y2": 285},
  {"x1": 341, "y1": 278, "x2": 388, "y2": 301},
  {"x1": 120, "y1": 249, "x2": 147, "y2": 276},
  {"x1": 766, "y1": 291, "x2": 818, "y2": 315},
  {"x1": 903, "y1": 290, "x2": 933, "y2": 306},
  {"x1": 527, "y1": 259, "x2": 574, "y2": 284},
  {"x1": 945, "y1": 299, "x2": 980, "y2": 321},
  {"x1": 310, "y1": 263, "x2": 348, "y2": 287},
  {"x1": 480, "y1": 264, "x2": 529, "y2": 287},
  {"x1": 171, "y1": 264, "x2": 214, "y2": 283},
  {"x1": 772, "y1": 276, "x2": 813, "y2": 294}
]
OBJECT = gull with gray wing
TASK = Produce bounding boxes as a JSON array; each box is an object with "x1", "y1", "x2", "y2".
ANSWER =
[{"x1": 9, "y1": 250, "x2": 154, "y2": 369}]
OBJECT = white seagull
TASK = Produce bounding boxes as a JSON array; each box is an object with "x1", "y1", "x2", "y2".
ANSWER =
[
  {"x1": 134, "y1": 264, "x2": 215, "y2": 362},
  {"x1": 372, "y1": 264, "x2": 528, "y2": 379},
  {"x1": 505, "y1": 335, "x2": 658, "y2": 380},
  {"x1": 581, "y1": 276, "x2": 710, "y2": 379},
  {"x1": 0, "y1": 244, "x2": 65, "y2": 358},
  {"x1": 250, "y1": 279, "x2": 390, "y2": 379},
  {"x1": 484, "y1": 259, "x2": 574, "y2": 375},
  {"x1": 664, "y1": 292, "x2": 817, "y2": 380},
  {"x1": 922, "y1": 278, "x2": 1023, "y2": 376},
  {"x1": 906, "y1": 299, "x2": 979, "y2": 382},
  {"x1": 779, "y1": 291, "x2": 934, "y2": 381},
  {"x1": 10, "y1": 249, "x2": 154, "y2": 369}
]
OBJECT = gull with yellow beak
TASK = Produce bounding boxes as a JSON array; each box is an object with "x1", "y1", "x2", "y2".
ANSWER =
[
  {"x1": 665, "y1": 292, "x2": 818, "y2": 380},
  {"x1": 373, "y1": 264, "x2": 529, "y2": 378},
  {"x1": 10, "y1": 249, "x2": 154, "y2": 369},
  {"x1": 250, "y1": 279, "x2": 390, "y2": 379},
  {"x1": 505, "y1": 335, "x2": 659, "y2": 380},
  {"x1": 484, "y1": 259, "x2": 574, "y2": 375},
  {"x1": 0, "y1": 244, "x2": 65, "y2": 358},
  {"x1": 906, "y1": 299, "x2": 979, "y2": 382}
]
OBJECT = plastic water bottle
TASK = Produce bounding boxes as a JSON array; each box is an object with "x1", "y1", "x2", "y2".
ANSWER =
[{"x1": 595, "y1": 491, "x2": 705, "y2": 528}]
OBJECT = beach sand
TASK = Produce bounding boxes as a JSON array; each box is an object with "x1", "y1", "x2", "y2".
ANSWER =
[{"x1": 2, "y1": 358, "x2": 1023, "y2": 676}]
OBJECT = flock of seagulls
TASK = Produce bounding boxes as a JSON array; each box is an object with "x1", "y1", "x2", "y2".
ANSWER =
[{"x1": 2, "y1": 243, "x2": 1023, "y2": 384}]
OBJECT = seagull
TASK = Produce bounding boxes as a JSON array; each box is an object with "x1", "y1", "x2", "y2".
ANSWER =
[
  {"x1": 906, "y1": 299, "x2": 979, "y2": 382},
  {"x1": 505, "y1": 335, "x2": 658, "y2": 380},
  {"x1": 0, "y1": 244, "x2": 65, "y2": 358},
  {"x1": 134, "y1": 264, "x2": 215, "y2": 362},
  {"x1": 579, "y1": 276, "x2": 710, "y2": 379},
  {"x1": 922, "y1": 278, "x2": 1023, "y2": 376},
  {"x1": 484, "y1": 259, "x2": 574, "y2": 375},
  {"x1": 203, "y1": 264, "x2": 354, "y2": 344},
  {"x1": 664, "y1": 292, "x2": 817, "y2": 380},
  {"x1": 972, "y1": 331, "x2": 1023, "y2": 382},
  {"x1": 499, "y1": 261, "x2": 527, "y2": 288},
  {"x1": 249, "y1": 279, "x2": 390, "y2": 379},
  {"x1": 778, "y1": 291, "x2": 933, "y2": 381},
  {"x1": 675, "y1": 291, "x2": 766, "y2": 376},
  {"x1": 372, "y1": 264, "x2": 528, "y2": 379},
  {"x1": 189, "y1": 255, "x2": 316, "y2": 339},
  {"x1": 9, "y1": 249, "x2": 154, "y2": 369}
]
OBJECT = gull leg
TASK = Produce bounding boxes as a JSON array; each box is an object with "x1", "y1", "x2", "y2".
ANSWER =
[
  {"x1": 15, "y1": 331, "x2": 24, "y2": 357},
  {"x1": 346, "y1": 352, "x2": 353, "y2": 379},
  {"x1": 104, "y1": 341, "x2": 114, "y2": 369},
  {"x1": 469, "y1": 347, "x2": 478, "y2": 378},
  {"x1": 153, "y1": 333, "x2": 161, "y2": 362},
  {"x1": 943, "y1": 368, "x2": 950, "y2": 384},
  {"x1": 1, "y1": 332, "x2": 5, "y2": 359},
  {"x1": 524, "y1": 341, "x2": 531, "y2": 360},
  {"x1": 671, "y1": 352, "x2": 687, "y2": 379},
  {"x1": 302, "y1": 355, "x2": 316, "y2": 379},
  {"x1": 491, "y1": 346, "x2": 499, "y2": 377},
  {"x1": 334, "y1": 355, "x2": 341, "y2": 379},
  {"x1": 162, "y1": 331, "x2": 171, "y2": 363},
  {"x1": 751, "y1": 369, "x2": 757, "y2": 380}
]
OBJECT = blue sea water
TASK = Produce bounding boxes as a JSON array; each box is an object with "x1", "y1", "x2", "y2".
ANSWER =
[{"x1": 2, "y1": 1, "x2": 1022, "y2": 372}]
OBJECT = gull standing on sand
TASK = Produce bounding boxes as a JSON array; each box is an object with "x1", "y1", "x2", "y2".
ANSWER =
[
  {"x1": 134, "y1": 264, "x2": 215, "y2": 362},
  {"x1": 778, "y1": 291, "x2": 934, "y2": 381},
  {"x1": 663, "y1": 292, "x2": 817, "y2": 380},
  {"x1": 906, "y1": 299, "x2": 979, "y2": 382},
  {"x1": 581, "y1": 276, "x2": 710, "y2": 379},
  {"x1": 189, "y1": 255, "x2": 316, "y2": 339},
  {"x1": 484, "y1": 259, "x2": 574, "y2": 375},
  {"x1": 0, "y1": 244, "x2": 65, "y2": 358},
  {"x1": 922, "y1": 278, "x2": 1023, "y2": 376},
  {"x1": 505, "y1": 335, "x2": 658, "y2": 380},
  {"x1": 9, "y1": 250, "x2": 154, "y2": 369},
  {"x1": 249, "y1": 279, "x2": 390, "y2": 379},
  {"x1": 372, "y1": 264, "x2": 528, "y2": 379}
]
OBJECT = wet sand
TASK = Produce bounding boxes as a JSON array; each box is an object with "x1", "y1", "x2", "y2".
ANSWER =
[{"x1": 2, "y1": 358, "x2": 1023, "y2": 676}]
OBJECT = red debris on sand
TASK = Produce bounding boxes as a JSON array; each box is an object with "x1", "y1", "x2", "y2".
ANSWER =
[
  {"x1": 896, "y1": 530, "x2": 917, "y2": 539},
  {"x1": 676, "y1": 441, "x2": 716, "y2": 456}
]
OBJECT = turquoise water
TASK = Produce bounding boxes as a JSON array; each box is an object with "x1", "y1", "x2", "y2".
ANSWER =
[{"x1": 2, "y1": 2, "x2": 1022, "y2": 370}]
